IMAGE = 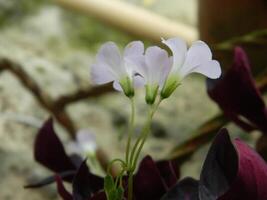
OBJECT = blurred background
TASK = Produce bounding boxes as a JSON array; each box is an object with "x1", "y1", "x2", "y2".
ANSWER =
[{"x1": 0, "y1": 0, "x2": 266, "y2": 199}]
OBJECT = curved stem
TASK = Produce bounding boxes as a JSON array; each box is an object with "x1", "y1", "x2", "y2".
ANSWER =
[
  {"x1": 128, "y1": 171, "x2": 134, "y2": 200},
  {"x1": 126, "y1": 97, "x2": 135, "y2": 166},
  {"x1": 129, "y1": 98, "x2": 162, "y2": 170},
  {"x1": 107, "y1": 158, "x2": 127, "y2": 175}
]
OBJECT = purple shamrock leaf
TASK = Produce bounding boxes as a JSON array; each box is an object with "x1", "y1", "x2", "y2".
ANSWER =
[
  {"x1": 55, "y1": 161, "x2": 104, "y2": 200},
  {"x1": 34, "y1": 118, "x2": 77, "y2": 173},
  {"x1": 26, "y1": 118, "x2": 103, "y2": 196},
  {"x1": 207, "y1": 47, "x2": 267, "y2": 133},
  {"x1": 73, "y1": 160, "x2": 104, "y2": 200},
  {"x1": 161, "y1": 177, "x2": 199, "y2": 200},
  {"x1": 133, "y1": 155, "x2": 179, "y2": 200},
  {"x1": 200, "y1": 128, "x2": 267, "y2": 200}
]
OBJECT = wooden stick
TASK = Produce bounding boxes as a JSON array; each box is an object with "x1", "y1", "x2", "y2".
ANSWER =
[{"x1": 55, "y1": 0, "x2": 198, "y2": 43}]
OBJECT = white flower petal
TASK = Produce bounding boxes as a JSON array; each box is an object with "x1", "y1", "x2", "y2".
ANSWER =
[
  {"x1": 123, "y1": 41, "x2": 144, "y2": 58},
  {"x1": 159, "y1": 56, "x2": 172, "y2": 87},
  {"x1": 130, "y1": 55, "x2": 147, "y2": 78},
  {"x1": 162, "y1": 37, "x2": 187, "y2": 73},
  {"x1": 183, "y1": 60, "x2": 221, "y2": 79},
  {"x1": 189, "y1": 60, "x2": 222, "y2": 79},
  {"x1": 113, "y1": 80, "x2": 123, "y2": 91},
  {"x1": 91, "y1": 61, "x2": 115, "y2": 84},
  {"x1": 184, "y1": 41, "x2": 212, "y2": 65},
  {"x1": 179, "y1": 41, "x2": 221, "y2": 79},
  {"x1": 145, "y1": 46, "x2": 171, "y2": 85},
  {"x1": 96, "y1": 42, "x2": 126, "y2": 78},
  {"x1": 76, "y1": 130, "x2": 97, "y2": 153},
  {"x1": 133, "y1": 75, "x2": 145, "y2": 88}
]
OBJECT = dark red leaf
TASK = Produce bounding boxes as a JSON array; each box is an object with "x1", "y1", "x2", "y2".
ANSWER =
[
  {"x1": 25, "y1": 170, "x2": 76, "y2": 188},
  {"x1": 161, "y1": 177, "x2": 199, "y2": 200},
  {"x1": 72, "y1": 160, "x2": 104, "y2": 200},
  {"x1": 207, "y1": 47, "x2": 267, "y2": 134},
  {"x1": 156, "y1": 160, "x2": 179, "y2": 188},
  {"x1": 199, "y1": 128, "x2": 267, "y2": 200},
  {"x1": 34, "y1": 118, "x2": 76, "y2": 173},
  {"x1": 90, "y1": 191, "x2": 107, "y2": 200},
  {"x1": 55, "y1": 175, "x2": 73, "y2": 200},
  {"x1": 199, "y1": 128, "x2": 237, "y2": 199},
  {"x1": 133, "y1": 156, "x2": 169, "y2": 200},
  {"x1": 219, "y1": 137, "x2": 267, "y2": 200}
]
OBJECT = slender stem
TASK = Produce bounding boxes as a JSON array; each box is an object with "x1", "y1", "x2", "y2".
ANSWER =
[
  {"x1": 126, "y1": 97, "x2": 135, "y2": 166},
  {"x1": 128, "y1": 111, "x2": 151, "y2": 170},
  {"x1": 129, "y1": 98, "x2": 162, "y2": 170},
  {"x1": 126, "y1": 98, "x2": 162, "y2": 200},
  {"x1": 131, "y1": 109, "x2": 153, "y2": 170},
  {"x1": 107, "y1": 158, "x2": 126, "y2": 175},
  {"x1": 128, "y1": 171, "x2": 134, "y2": 200}
]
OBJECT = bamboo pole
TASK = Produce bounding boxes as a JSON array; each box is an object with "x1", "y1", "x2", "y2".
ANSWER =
[{"x1": 55, "y1": 0, "x2": 197, "y2": 44}]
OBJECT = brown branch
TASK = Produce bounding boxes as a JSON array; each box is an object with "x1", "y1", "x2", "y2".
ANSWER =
[
  {"x1": 0, "y1": 58, "x2": 77, "y2": 138},
  {"x1": 169, "y1": 72, "x2": 267, "y2": 164},
  {"x1": 54, "y1": 83, "x2": 113, "y2": 109},
  {"x1": 0, "y1": 57, "x2": 115, "y2": 173}
]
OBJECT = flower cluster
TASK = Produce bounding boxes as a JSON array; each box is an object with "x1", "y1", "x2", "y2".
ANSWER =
[{"x1": 91, "y1": 37, "x2": 221, "y2": 104}]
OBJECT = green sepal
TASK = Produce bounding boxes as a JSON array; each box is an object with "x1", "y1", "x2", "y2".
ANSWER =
[
  {"x1": 104, "y1": 175, "x2": 124, "y2": 200},
  {"x1": 119, "y1": 76, "x2": 134, "y2": 98},
  {"x1": 104, "y1": 174, "x2": 114, "y2": 195},
  {"x1": 145, "y1": 84, "x2": 159, "y2": 105},
  {"x1": 160, "y1": 76, "x2": 181, "y2": 99}
]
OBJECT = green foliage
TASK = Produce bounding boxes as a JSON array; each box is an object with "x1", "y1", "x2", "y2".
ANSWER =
[{"x1": 104, "y1": 175, "x2": 124, "y2": 200}]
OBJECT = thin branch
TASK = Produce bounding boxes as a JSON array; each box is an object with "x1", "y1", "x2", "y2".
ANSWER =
[
  {"x1": 0, "y1": 58, "x2": 114, "y2": 173},
  {"x1": 169, "y1": 71, "x2": 267, "y2": 164},
  {"x1": 169, "y1": 114, "x2": 228, "y2": 162},
  {"x1": 0, "y1": 58, "x2": 77, "y2": 138},
  {"x1": 54, "y1": 83, "x2": 113, "y2": 109},
  {"x1": 212, "y1": 29, "x2": 267, "y2": 51}
]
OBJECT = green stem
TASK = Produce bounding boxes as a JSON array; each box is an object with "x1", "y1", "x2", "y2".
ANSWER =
[
  {"x1": 129, "y1": 98, "x2": 162, "y2": 170},
  {"x1": 126, "y1": 97, "x2": 135, "y2": 166},
  {"x1": 128, "y1": 171, "x2": 134, "y2": 200},
  {"x1": 107, "y1": 158, "x2": 126, "y2": 175},
  {"x1": 127, "y1": 98, "x2": 162, "y2": 200}
]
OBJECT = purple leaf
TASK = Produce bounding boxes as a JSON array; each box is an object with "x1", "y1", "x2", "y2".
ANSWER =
[
  {"x1": 25, "y1": 170, "x2": 76, "y2": 188},
  {"x1": 133, "y1": 156, "x2": 178, "y2": 200},
  {"x1": 161, "y1": 177, "x2": 199, "y2": 200},
  {"x1": 219, "y1": 137, "x2": 267, "y2": 200},
  {"x1": 207, "y1": 47, "x2": 267, "y2": 133},
  {"x1": 34, "y1": 118, "x2": 76, "y2": 173},
  {"x1": 156, "y1": 160, "x2": 179, "y2": 188},
  {"x1": 199, "y1": 128, "x2": 267, "y2": 200},
  {"x1": 199, "y1": 128, "x2": 237, "y2": 199},
  {"x1": 55, "y1": 175, "x2": 73, "y2": 200},
  {"x1": 72, "y1": 160, "x2": 104, "y2": 200},
  {"x1": 90, "y1": 191, "x2": 107, "y2": 200}
]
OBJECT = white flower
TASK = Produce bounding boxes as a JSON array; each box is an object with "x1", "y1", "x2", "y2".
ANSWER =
[
  {"x1": 161, "y1": 37, "x2": 221, "y2": 98},
  {"x1": 134, "y1": 46, "x2": 171, "y2": 104},
  {"x1": 68, "y1": 129, "x2": 97, "y2": 156},
  {"x1": 91, "y1": 41, "x2": 144, "y2": 97}
]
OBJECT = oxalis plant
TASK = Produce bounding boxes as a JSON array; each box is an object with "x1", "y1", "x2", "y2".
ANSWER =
[
  {"x1": 25, "y1": 38, "x2": 267, "y2": 200},
  {"x1": 90, "y1": 37, "x2": 221, "y2": 200}
]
